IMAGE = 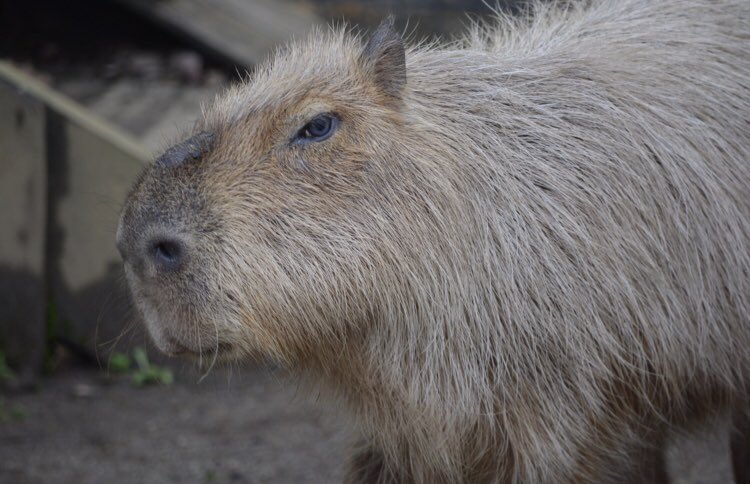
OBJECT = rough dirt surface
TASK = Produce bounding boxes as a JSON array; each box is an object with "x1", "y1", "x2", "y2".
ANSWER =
[{"x1": 0, "y1": 361, "x2": 349, "y2": 484}]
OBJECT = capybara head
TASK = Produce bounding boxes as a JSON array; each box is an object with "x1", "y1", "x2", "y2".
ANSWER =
[{"x1": 117, "y1": 20, "x2": 429, "y2": 365}]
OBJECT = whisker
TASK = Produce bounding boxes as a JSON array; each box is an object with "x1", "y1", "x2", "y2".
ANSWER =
[
  {"x1": 195, "y1": 310, "x2": 204, "y2": 372},
  {"x1": 198, "y1": 317, "x2": 221, "y2": 383}
]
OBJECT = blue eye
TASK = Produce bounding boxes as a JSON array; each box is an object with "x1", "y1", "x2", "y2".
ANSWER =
[{"x1": 298, "y1": 114, "x2": 338, "y2": 142}]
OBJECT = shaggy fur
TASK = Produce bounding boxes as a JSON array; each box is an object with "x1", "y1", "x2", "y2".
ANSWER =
[{"x1": 117, "y1": 0, "x2": 750, "y2": 482}]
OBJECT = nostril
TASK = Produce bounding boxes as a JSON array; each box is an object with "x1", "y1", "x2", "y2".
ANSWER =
[
  {"x1": 150, "y1": 238, "x2": 184, "y2": 272},
  {"x1": 155, "y1": 241, "x2": 180, "y2": 261}
]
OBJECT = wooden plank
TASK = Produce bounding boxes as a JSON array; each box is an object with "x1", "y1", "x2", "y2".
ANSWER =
[
  {"x1": 0, "y1": 62, "x2": 151, "y2": 162},
  {"x1": 111, "y1": 0, "x2": 322, "y2": 68},
  {"x1": 0, "y1": 61, "x2": 150, "y2": 368}
]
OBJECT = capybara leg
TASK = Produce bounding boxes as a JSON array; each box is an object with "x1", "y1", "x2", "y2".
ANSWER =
[{"x1": 732, "y1": 412, "x2": 750, "y2": 484}]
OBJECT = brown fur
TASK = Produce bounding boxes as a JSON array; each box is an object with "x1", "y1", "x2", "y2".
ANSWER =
[{"x1": 118, "y1": 1, "x2": 750, "y2": 482}]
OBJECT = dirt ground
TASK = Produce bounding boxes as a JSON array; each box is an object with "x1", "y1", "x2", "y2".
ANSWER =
[{"x1": 0, "y1": 362, "x2": 349, "y2": 484}]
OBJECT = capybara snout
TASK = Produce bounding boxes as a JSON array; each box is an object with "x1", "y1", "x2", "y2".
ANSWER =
[
  {"x1": 117, "y1": 131, "x2": 215, "y2": 275},
  {"x1": 119, "y1": 2, "x2": 750, "y2": 482},
  {"x1": 117, "y1": 130, "x2": 229, "y2": 356}
]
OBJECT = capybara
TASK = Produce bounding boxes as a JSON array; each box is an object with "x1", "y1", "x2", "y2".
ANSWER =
[{"x1": 116, "y1": 0, "x2": 750, "y2": 481}]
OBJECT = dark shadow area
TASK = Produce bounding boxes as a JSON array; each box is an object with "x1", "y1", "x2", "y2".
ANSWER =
[{"x1": 0, "y1": 0, "x2": 240, "y2": 79}]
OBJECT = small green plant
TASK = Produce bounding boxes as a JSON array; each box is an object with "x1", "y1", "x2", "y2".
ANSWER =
[
  {"x1": 131, "y1": 347, "x2": 174, "y2": 387},
  {"x1": 108, "y1": 352, "x2": 131, "y2": 373},
  {"x1": 104, "y1": 347, "x2": 173, "y2": 386}
]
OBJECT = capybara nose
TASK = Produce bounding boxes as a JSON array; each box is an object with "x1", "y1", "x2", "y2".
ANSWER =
[
  {"x1": 117, "y1": 226, "x2": 189, "y2": 275},
  {"x1": 148, "y1": 237, "x2": 185, "y2": 272}
]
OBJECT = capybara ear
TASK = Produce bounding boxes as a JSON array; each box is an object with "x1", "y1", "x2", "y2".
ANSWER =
[{"x1": 362, "y1": 16, "x2": 406, "y2": 102}]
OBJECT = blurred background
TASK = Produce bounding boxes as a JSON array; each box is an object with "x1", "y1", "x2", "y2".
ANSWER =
[{"x1": 0, "y1": 0, "x2": 738, "y2": 482}]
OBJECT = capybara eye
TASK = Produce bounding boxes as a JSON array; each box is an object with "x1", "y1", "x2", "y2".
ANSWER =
[{"x1": 297, "y1": 113, "x2": 338, "y2": 143}]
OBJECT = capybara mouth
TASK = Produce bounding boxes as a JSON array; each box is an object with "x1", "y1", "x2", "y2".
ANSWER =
[
  {"x1": 162, "y1": 338, "x2": 191, "y2": 357},
  {"x1": 161, "y1": 335, "x2": 234, "y2": 359},
  {"x1": 129, "y1": 293, "x2": 235, "y2": 360}
]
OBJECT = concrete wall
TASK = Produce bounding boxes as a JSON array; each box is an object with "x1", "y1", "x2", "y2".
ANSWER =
[
  {"x1": 0, "y1": 74, "x2": 48, "y2": 385},
  {"x1": 0, "y1": 61, "x2": 149, "y2": 381}
]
